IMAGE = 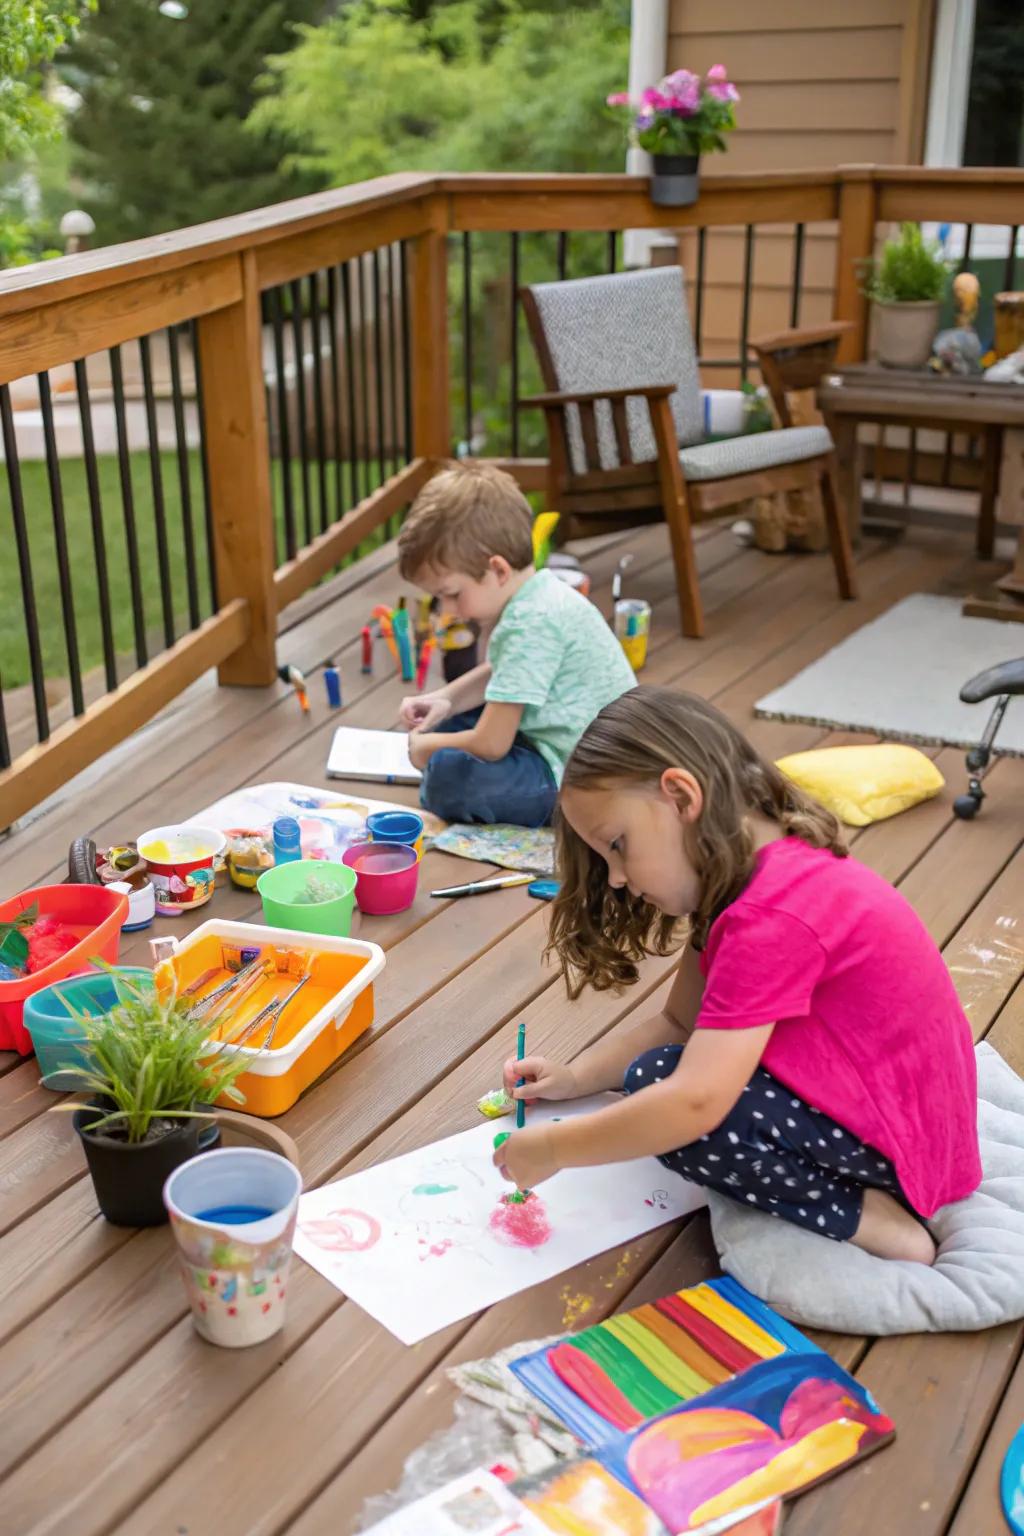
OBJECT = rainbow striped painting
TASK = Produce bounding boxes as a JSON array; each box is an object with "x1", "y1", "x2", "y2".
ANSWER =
[{"x1": 511, "y1": 1276, "x2": 820, "y2": 1445}]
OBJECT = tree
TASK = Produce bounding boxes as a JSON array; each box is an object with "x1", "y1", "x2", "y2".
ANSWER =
[
  {"x1": 249, "y1": 0, "x2": 631, "y2": 186},
  {"x1": 64, "y1": 0, "x2": 325, "y2": 245},
  {"x1": 0, "y1": 0, "x2": 94, "y2": 265}
]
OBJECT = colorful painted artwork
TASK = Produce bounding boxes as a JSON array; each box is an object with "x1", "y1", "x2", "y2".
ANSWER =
[
  {"x1": 510, "y1": 1277, "x2": 817, "y2": 1445},
  {"x1": 430, "y1": 823, "x2": 556, "y2": 875},
  {"x1": 292, "y1": 1095, "x2": 706, "y2": 1346},
  {"x1": 195, "y1": 782, "x2": 442, "y2": 863}
]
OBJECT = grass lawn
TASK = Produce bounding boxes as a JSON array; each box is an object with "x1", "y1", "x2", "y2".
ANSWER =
[{"x1": 1, "y1": 451, "x2": 390, "y2": 691}]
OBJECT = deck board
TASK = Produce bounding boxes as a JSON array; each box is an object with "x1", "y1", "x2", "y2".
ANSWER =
[{"x1": 1, "y1": 524, "x2": 1021, "y2": 1535}]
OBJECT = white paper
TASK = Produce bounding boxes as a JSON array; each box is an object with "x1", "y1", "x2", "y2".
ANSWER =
[
  {"x1": 362, "y1": 1470, "x2": 548, "y2": 1536},
  {"x1": 293, "y1": 1097, "x2": 706, "y2": 1346},
  {"x1": 194, "y1": 781, "x2": 437, "y2": 859},
  {"x1": 326, "y1": 726, "x2": 421, "y2": 784}
]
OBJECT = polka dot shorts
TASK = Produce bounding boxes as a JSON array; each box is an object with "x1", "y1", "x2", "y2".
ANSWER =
[{"x1": 623, "y1": 1045, "x2": 907, "y2": 1241}]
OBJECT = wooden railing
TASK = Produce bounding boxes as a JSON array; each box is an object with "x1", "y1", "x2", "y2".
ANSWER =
[{"x1": 2, "y1": 163, "x2": 1023, "y2": 825}]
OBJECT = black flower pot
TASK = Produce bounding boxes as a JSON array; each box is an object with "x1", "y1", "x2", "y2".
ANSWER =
[
  {"x1": 651, "y1": 153, "x2": 700, "y2": 208},
  {"x1": 74, "y1": 1099, "x2": 219, "y2": 1227}
]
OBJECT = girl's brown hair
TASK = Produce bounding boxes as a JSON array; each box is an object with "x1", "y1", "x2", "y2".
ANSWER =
[{"x1": 547, "y1": 686, "x2": 846, "y2": 997}]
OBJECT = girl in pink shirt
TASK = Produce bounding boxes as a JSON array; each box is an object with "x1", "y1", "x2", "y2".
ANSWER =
[{"x1": 493, "y1": 687, "x2": 981, "y2": 1265}]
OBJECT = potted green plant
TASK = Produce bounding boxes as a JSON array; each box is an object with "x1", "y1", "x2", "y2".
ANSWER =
[
  {"x1": 55, "y1": 973, "x2": 252, "y2": 1227},
  {"x1": 607, "y1": 65, "x2": 739, "y2": 208},
  {"x1": 860, "y1": 222, "x2": 949, "y2": 369}
]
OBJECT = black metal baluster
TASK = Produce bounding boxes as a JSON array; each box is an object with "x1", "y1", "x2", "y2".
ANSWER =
[
  {"x1": 606, "y1": 230, "x2": 618, "y2": 274},
  {"x1": 74, "y1": 358, "x2": 118, "y2": 690},
  {"x1": 557, "y1": 231, "x2": 568, "y2": 281},
  {"x1": 307, "y1": 273, "x2": 329, "y2": 534},
  {"x1": 1005, "y1": 226, "x2": 1020, "y2": 291},
  {"x1": 138, "y1": 334, "x2": 175, "y2": 649},
  {"x1": 269, "y1": 287, "x2": 297, "y2": 561},
  {"x1": 694, "y1": 227, "x2": 707, "y2": 355},
  {"x1": 289, "y1": 279, "x2": 313, "y2": 545},
  {"x1": 0, "y1": 684, "x2": 9, "y2": 770},
  {"x1": 790, "y1": 223, "x2": 805, "y2": 329},
  {"x1": 166, "y1": 325, "x2": 200, "y2": 629},
  {"x1": 739, "y1": 225, "x2": 755, "y2": 383},
  {"x1": 1, "y1": 384, "x2": 49, "y2": 742},
  {"x1": 399, "y1": 241, "x2": 412, "y2": 461},
  {"x1": 325, "y1": 264, "x2": 344, "y2": 519},
  {"x1": 373, "y1": 247, "x2": 387, "y2": 488},
  {"x1": 109, "y1": 345, "x2": 148, "y2": 668},
  {"x1": 189, "y1": 319, "x2": 218, "y2": 610},
  {"x1": 462, "y1": 231, "x2": 473, "y2": 453},
  {"x1": 510, "y1": 232, "x2": 521, "y2": 458},
  {"x1": 341, "y1": 261, "x2": 361, "y2": 504},
  {"x1": 388, "y1": 243, "x2": 402, "y2": 476},
  {"x1": 958, "y1": 224, "x2": 974, "y2": 274},
  {"x1": 356, "y1": 255, "x2": 373, "y2": 496},
  {"x1": 38, "y1": 371, "x2": 84, "y2": 714}
]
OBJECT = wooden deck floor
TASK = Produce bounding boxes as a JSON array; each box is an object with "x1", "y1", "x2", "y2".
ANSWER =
[{"x1": 1, "y1": 518, "x2": 1023, "y2": 1536}]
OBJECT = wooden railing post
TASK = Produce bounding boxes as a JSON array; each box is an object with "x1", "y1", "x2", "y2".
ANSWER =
[
  {"x1": 833, "y1": 166, "x2": 878, "y2": 365},
  {"x1": 195, "y1": 249, "x2": 278, "y2": 686},
  {"x1": 409, "y1": 196, "x2": 451, "y2": 459}
]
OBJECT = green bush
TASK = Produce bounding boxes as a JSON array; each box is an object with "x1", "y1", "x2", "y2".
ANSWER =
[{"x1": 860, "y1": 222, "x2": 949, "y2": 304}]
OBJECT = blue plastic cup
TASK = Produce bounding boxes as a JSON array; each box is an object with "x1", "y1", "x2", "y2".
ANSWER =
[{"x1": 365, "y1": 810, "x2": 424, "y2": 858}]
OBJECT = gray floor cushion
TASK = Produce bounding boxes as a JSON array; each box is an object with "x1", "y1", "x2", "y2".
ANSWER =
[{"x1": 708, "y1": 1042, "x2": 1024, "y2": 1334}]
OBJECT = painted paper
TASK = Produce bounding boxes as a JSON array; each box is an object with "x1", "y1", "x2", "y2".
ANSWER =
[
  {"x1": 430, "y1": 823, "x2": 556, "y2": 875},
  {"x1": 292, "y1": 1096, "x2": 706, "y2": 1346},
  {"x1": 195, "y1": 782, "x2": 442, "y2": 862}
]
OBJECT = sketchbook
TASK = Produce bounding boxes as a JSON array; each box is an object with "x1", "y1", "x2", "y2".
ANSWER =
[{"x1": 325, "y1": 725, "x2": 422, "y2": 784}]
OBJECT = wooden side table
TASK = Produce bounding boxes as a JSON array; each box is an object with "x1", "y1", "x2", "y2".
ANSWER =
[{"x1": 818, "y1": 366, "x2": 1024, "y2": 621}]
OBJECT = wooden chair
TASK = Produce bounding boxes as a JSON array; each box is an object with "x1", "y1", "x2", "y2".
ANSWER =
[{"x1": 519, "y1": 266, "x2": 857, "y2": 638}]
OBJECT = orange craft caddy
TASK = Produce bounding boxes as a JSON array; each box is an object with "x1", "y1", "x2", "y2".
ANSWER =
[{"x1": 159, "y1": 919, "x2": 385, "y2": 1117}]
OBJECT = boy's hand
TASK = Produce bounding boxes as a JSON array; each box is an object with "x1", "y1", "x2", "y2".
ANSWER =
[
  {"x1": 503, "y1": 1054, "x2": 578, "y2": 1102},
  {"x1": 400, "y1": 693, "x2": 451, "y2": 732},
  {"x1": 407, "y1": 732, "x2": 432, "y2": 771},
  {"x1": 492, "y1": 1124, "x2": 560, "y2": 1191}
]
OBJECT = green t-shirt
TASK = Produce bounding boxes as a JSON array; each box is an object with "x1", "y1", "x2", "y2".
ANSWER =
[{"x1": 485, "y1": 570, "x2": 636, "y2": 783}]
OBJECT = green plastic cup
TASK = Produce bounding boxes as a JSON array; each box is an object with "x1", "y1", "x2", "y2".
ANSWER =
[{"x1": 256, "y1": 859, "x2": 356, "y2": 937}]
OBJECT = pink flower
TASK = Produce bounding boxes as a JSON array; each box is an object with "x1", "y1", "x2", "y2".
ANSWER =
[
  {"x1": 707, "y1": 63, "x2": 728, "y2": 81},
  {"x1": 606, "y1": 91, "x2": 632, "y2": 107},
  {"x1": 708, "y1": 81, "x2": 739, "y2": 102}
]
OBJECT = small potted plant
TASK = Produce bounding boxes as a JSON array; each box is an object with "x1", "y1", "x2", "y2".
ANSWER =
[
  {"x1": 607, "y1": 65, "x2": 739, "y2": 208},
  {"x1": 860, "y1": 222, "x2": 949, "y2": 369},
  {"x1": 55, "y1": 973, "x2": 251, "y2": 1226}
]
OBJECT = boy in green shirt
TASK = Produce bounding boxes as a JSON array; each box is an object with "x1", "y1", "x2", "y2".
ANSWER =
[{"x1": 397, "y1": 462, "x2": 636, "y2": 826}]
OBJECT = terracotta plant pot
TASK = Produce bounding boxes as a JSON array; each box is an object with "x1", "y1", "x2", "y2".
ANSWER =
[
  {"x1": 650, "y1": 153, "x2": 700, "y2": 208},
  {"x1": 873, "y1": 299, "x2": 941, "y2": 369}
]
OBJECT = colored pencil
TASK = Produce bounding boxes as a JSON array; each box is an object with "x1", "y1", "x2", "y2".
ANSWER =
[{"x1": 515, "y1": 1021, "x2": 526, "y2": 1129}]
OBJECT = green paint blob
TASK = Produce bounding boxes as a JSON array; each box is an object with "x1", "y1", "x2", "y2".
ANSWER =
[
  {"x1": 493, "y1": 1132, "x2": 511, "y2": 1150},
  {"x1": 412, "y1": 1183, "x2": 458, "y2": 1196}
]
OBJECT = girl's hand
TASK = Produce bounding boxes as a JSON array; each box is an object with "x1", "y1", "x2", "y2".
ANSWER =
[
  {"x1": 493, "y1": 1124, "x2": 560, "y2": 1191},
  {"x1": 400, "y1": 693, "x2": 451, "y2": 733},
  {"x1": 503, "y1": 1054, "x2": 578, "y2": 1102}
]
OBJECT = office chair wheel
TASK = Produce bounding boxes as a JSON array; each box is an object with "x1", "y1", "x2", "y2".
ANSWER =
[{"x1": 953, "y1": 791, "x2": 983, "y2": 820}]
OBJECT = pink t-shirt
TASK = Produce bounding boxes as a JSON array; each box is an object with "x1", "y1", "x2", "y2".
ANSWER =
[{"x1": 696, "y1": 837, "x2": 981, "y2": 1217}]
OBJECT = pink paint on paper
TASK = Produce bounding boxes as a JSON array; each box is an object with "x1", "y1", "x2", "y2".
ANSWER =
[
  {"x1": 489, "y1": 1194, "x2": 552, "y2": 1249},
  {"x1": 299, "y1": 1209, "x2": 381, "y2": 1253},
  {"x1": 417, "y1": 1237, "x2": 453, "y2": 1261}
]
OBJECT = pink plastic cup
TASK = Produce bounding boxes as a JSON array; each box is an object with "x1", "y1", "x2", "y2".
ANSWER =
[{"x1": 341, "y1": 841, "x2": 419, "y2": 916}]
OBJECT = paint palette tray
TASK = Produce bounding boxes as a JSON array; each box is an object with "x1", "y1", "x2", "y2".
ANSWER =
[
  {"x1": 161, "y1": 919, "x2": 384, "y2": 1117},
  {"x1": 510, "y1": 1276, "x2": 819, "y2": 1445}
]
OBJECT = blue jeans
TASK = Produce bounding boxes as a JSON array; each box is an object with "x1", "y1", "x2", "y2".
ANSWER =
[{"x1": 419, "y1": 709, "x2": 557, "y2": 827}]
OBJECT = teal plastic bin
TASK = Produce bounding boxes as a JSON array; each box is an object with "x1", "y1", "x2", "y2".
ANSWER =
[{"x1": 24, "y1": 967, "x2": 154, "y2": 1090}]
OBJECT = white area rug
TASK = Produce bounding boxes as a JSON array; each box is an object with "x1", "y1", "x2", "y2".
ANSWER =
[{"x1": 755, "y1": 594, "x2": 1024, "y2": 756}]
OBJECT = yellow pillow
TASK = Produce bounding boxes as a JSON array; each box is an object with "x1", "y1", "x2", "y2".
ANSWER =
[{"x1": 775, "y1": 743, "x2": 945, "y2": 828}]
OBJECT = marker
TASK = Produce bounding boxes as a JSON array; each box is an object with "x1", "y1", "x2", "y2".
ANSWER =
[
  {"x1": 360, "y1": 626, "x2": 373, "y2": 674},
  {"x1": 430, "y1": 872, "x2": 533, "y2": 899},
  {"x1": 278, "y1": 664, "x2": 309, "y2": 713},
  {"x1": 392, "y1": 607, "x2": 415, "y2": 683},
  {"x1": 323, "y1": 661, "x2": 342, "y2": 708},
  {"x1": 415, "y1": 631, "x2": 436, "y2": 691},
  {"x1": 515, "y1": 1021, "x2": 526, "y2": 1129},
  {"x1": 492, "y1": 1129, "x2": 528, "y2": 1202}
]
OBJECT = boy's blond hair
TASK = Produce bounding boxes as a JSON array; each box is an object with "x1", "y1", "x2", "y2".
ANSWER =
[{"x1": 398, "y1": 460, "x2": 534, "y2": 580}]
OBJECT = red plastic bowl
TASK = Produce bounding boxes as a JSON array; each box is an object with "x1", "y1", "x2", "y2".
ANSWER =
[
  {"x1": 0, "y1": 884, "x2": 129, "y2": 1054},
  {"x1": 341, "y1": 841, "x2": 419, "y2": 916}
]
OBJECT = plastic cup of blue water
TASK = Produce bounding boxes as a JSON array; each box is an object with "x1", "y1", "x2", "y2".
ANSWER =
[{"x1": 163, "y1": 1147, "x2": 302, "y2": 1348}]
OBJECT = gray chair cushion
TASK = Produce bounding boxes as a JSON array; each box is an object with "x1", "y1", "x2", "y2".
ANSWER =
[
  {"x1": 528, "y1": 267, "x2": 704, "y2": 474},
  {"x1": 679, "y1": 424, "x2": 832, "y2": 482}
]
